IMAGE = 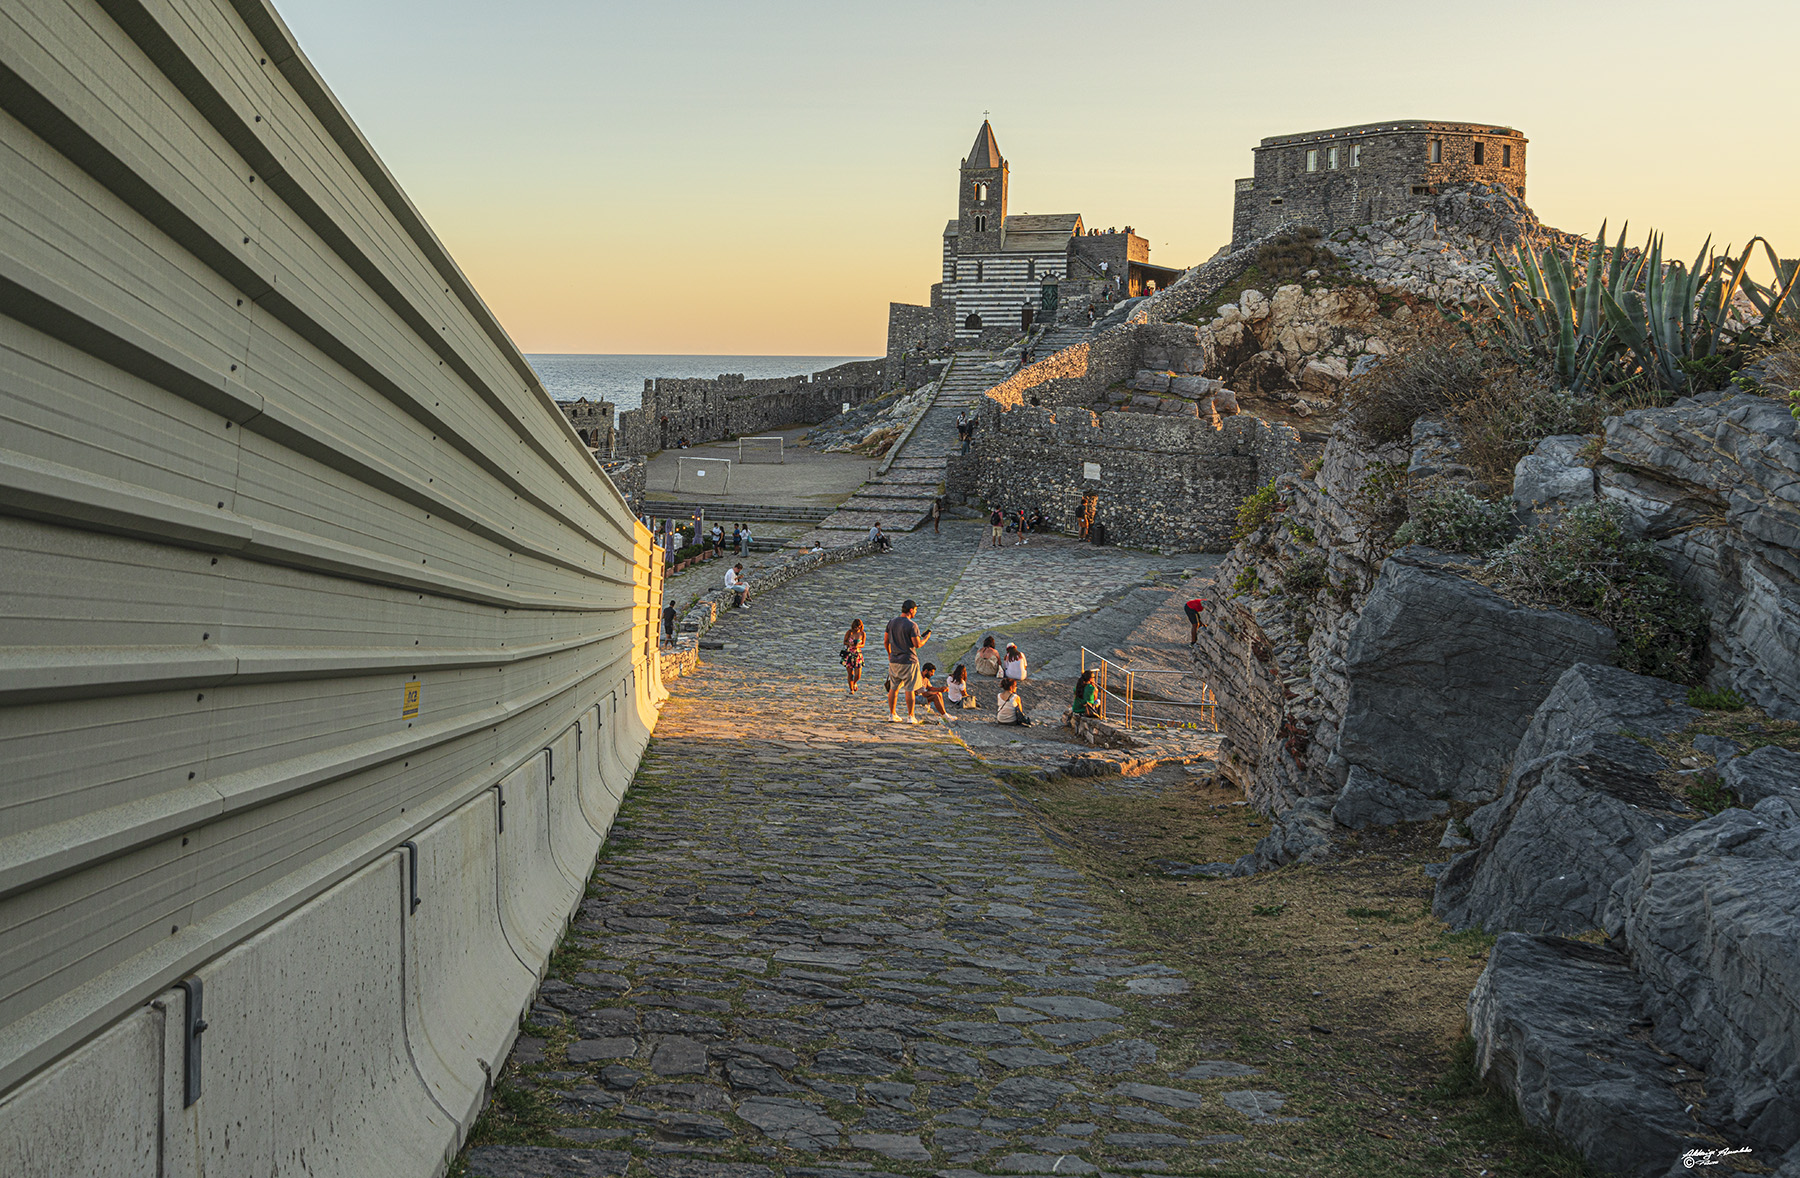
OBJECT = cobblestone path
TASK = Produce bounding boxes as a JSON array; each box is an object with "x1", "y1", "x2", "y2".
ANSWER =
[
  {"x1": 934, "y1": 536, "x2": 1190, "y2": 639},
  {"x1": 465, "y1": 529, "x2": 1286, "y2": 1178}
]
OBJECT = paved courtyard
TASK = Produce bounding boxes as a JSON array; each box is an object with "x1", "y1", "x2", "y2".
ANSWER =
[{"x1": 463, "y1": 527, "x2": 1281, "y2": 1178}]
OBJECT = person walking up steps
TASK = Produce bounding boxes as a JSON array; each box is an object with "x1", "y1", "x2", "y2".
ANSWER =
[{"x1": 884, "y1": 598, "x2": 931, "y2": 724}]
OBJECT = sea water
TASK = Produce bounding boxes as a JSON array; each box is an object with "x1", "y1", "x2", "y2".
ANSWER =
[{"x1": 527, "y1": 354, "x2": 871, "y2": 414}]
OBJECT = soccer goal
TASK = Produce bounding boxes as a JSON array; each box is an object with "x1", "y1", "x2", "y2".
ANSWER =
[
  {"x1": 738, "y1": 436, "x2": 785, "y2": 464},
  {"x1": 675, "y1": 457, "x2": 731, "y2": 493}
]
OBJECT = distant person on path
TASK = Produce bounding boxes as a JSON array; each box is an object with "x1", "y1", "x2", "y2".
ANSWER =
[
  {"x1": 1014, "y1": 507, "x2": 1028, "y2": 546},
  {"x1": 731, "y1": 523, "x2": 742, "y2": 553},
  {"x1": 997, "y1": 677, "x2": 1030, "y2": 726},
  {"x1": 739, "y1": 524, "x2": 754, "y2": 556},
  {"x1": 1003, "y1": 643, "x2": 1028, "y2": 681},
  {"x1": 883, "y1": 598, "x2": 931, "y2": 724},
  {"x1": 974, "y1": 636, "x2": 1002, "y2": 678},
  {"x1": 711, "y1": 523, "x2": 723, "y2": 556},
  {"x1": 947, "y1": 664, "x2": 978, "y2": 709},
  {"x1": 841, "y1": 618, "x2": 866, "y2": 694},
  {"x1": 917, "y1": 663, "x2": 953, "y2": 722},
  {"x1": 989, "y1": 508, "x2": 1005, "y2": 548},
  {"x1": 931, "y1": 500, "x2": 941, "y2": 535},
  {"x1": 661, "y1": 599, "x2": 678, "y2": 646},
  {"x1": 1185, "y1": 596, "x2": 1207, "y2": 645},
  {"x1": 1074, "y1": 669, "x2": 1102, "y2": 718},
  {"x1": 725, "y1": 563, "x2": 749, "y2": 609},
  {"x1": 869, "y1": 522, "x2": 892, "y2": 553}
]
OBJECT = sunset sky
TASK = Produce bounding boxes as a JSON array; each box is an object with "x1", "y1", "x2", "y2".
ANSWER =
[{"x1": 279, "y1": 0, "x2": 1800, "y2": 357}]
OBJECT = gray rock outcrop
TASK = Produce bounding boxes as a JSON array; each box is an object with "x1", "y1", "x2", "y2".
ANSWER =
[
  {"x1": 1606, "y1": 801, "x2": 1800, "y2": 1157},
  {"x1": 1511, "y1": 434, "x2": 1596, "y2": 523},
  {"x1": 1467, "y1": 933, "x2": 1714, "y2": 1178},
  {"x1": 1336, "y1": 550, "x2": 1616, "y2": 802},
  {"x1": 1330, "y1": 765, "x2": 1448, "y2": 829},
  {"x1": 1599, "y1": 392, "x2": 1800, "y2": 719},
  {"x1": 1723, "y1": 745, "x2": 1800, "y2": 808},
  {"x1": 1437, "y1": 664, "x2": 1701, "y2": 934}
]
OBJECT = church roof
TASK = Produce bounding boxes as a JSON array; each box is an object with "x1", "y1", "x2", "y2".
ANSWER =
[
  {"x1": 965, "y1": 120, "x2": 1004, "y2": 169},
  {"x1": 1001, "y1": 212, "x2": 1082, "y2": 251}
]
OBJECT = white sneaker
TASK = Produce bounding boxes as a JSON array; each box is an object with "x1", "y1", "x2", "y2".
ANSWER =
[
  {"x1": 889, "y1": 713, "x2": 902, "y2": 723},
  {"x1": 907, "y1": 715, "x2": 922, "y2": 725}
]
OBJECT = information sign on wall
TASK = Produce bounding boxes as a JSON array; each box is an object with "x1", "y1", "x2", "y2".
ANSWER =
[
  {"x1": 1083, "y1": 462, "x2": 1102, "y2": 480},
  {"x1": 402, "y1": 680, "x2": 421, "y2": 719}
]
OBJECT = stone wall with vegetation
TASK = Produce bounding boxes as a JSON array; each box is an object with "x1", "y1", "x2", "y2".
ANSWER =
[{"x1": 618, "y1": 360, "x2": 888, "y2": 455}]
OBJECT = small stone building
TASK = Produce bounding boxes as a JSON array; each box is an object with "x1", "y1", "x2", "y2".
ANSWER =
[
  {"x1": 557, "y1": 398, "x2": 615, "y2": 455},
  {"x1": 1231, "y1": 120, "x2": 1527, "y2": 248}
]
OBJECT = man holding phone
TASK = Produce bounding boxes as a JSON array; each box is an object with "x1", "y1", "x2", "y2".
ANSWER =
[{"x1": 884, "y1": 598, "x2": 931, "y2": 724}]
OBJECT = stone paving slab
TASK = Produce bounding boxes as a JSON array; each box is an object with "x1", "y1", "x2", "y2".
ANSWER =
[{"x1": 468, "y1": 526, "x2": 1278, "y2": 1175}]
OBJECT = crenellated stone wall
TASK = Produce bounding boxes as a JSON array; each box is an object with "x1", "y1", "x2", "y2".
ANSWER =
[{"x1": 617, "y1": 360, "x2": 888, "y2": 455}]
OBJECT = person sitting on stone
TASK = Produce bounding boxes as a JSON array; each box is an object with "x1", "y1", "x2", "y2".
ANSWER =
[
  {"x1": 724, "y1": 563, "x2": 749, "y2": 609},
  {"x1": 996, "y1": 677, "x2": 1030, "y2": 726},
  {"x1": 916, "y1": 663, "x2": 953, "y2": 722},
  {"x1": 1003, "y1": 643, "x2": 1028, "y2": 681},
  {"x1": 973, "y1": 636, "x2": 1002, "y2": 678},
  {"x1": 946, "y1": 664, "x2": 978, "y2": 710},
  {"x1": 1073, "y1": 669, "x2": 1101, "y2": 718}
]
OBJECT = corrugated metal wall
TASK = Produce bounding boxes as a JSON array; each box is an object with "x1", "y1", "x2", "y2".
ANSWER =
[{"x1": 0, "y1": 0, "x2": 663, "y2": 1170}]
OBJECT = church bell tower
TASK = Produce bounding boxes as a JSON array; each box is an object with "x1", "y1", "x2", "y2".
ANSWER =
[{"x1": 958, "y1": 120, "x2": 1007, "y2": 254}]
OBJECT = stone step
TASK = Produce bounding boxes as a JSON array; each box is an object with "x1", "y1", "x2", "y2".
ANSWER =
[
  {"x1": 640, "y1": 501, "x2": 835, "y2": 523},
  {"x1": 854, "y1": 483, "x2": 942, "y2": 500}
]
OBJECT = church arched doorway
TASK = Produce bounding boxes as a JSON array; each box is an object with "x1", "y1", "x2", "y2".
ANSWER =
[{"x1": 964, "y1": 313, "x2": 982, "y2": 331}]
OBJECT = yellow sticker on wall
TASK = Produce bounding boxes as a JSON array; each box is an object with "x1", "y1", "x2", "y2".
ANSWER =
[{"x1": 402, "y1": 680, "x2": 421, "y2": 719}]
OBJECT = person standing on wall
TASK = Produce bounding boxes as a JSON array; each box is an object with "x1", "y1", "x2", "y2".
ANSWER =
[
  {"x1": 1185, "y1": 596, "x2": 1208, "y2": 645},
  {"x1": 884, "y1": 598, "x2": 931, "y2": 725}
]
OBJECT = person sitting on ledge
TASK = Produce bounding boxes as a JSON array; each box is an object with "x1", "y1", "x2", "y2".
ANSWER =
[
  {"x1": 973, "y1": 636, "x2": 1002, "y2": 678},
  {"x1": 724, "y1": 563, "x2": 749, "y2": 609},
  {"x1": 946, "y1": 664, "x2": 977, "y2": 710},
  {"x1": 1073, "y1": 669, "x2": 1101, "y2": 718},
  {"x1": 997, "y1": 677, "x2": 1030, "y2": 726}
]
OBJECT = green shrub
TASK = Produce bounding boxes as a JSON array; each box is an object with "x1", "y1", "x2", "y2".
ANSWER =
[
  {"x1": 1232, "y1": 566, "x2": 1261, "y2": 596},
  {"x1": 1395, "y1": 489, "x2": 1516, "y2": 556},
  {"x1": 1287, "y1": 521, "x2": 1317, "y2": 545},
  {"x1": 1254, "y1": 227, "x2": 1331, "y2": 283},
  {"x1": 1233, "y1": 482, "x2": 1279, "y2": 541},
  {"x1": 1687, "y1": 686, "x2": 1747, "y2": 710},
  {"x1": 1279, "y1": 551, "x2": 1328, "y2": 597},
  {"x1": 1451, "y1": 369, "x2": 1606, "y2": 490},
  {"x1": 1684, "y1": 773, "x2": 1733, "y2": 816},
  {"x1": 1347, "y1": 318, "x2": 1489, "y2": 443},
  {"x1": 1489, "y1": 501, "x2": 1708, "y2": 682}
]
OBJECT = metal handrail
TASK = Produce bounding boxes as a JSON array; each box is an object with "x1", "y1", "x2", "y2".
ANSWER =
[{"x1": 1079, "y1": 646, "x2": 1217, "y2": 732}]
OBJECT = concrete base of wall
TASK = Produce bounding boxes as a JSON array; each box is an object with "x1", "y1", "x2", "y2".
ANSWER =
[{"x1": 0, "y1": 667, "x2": 656, "y2": 1178}]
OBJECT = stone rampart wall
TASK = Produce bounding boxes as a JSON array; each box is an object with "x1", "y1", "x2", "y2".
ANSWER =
[
  {"x1": 618, "y1": 359, "x2": 888, "y2": 455},
  {"x1": 969, "y1": 405, "x2": 1302, "y2": 551}
]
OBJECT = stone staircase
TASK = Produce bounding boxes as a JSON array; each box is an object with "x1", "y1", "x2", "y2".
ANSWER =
[
  {"x1": 813, "y1": 351, "x2": 1007, "y2": 534},
  {"x1": 1033, "y1": 318, "x2": 1093, "y2": 357},
  {"x1": 641, "y1": 501, "x2": 833, "y2": 524}
]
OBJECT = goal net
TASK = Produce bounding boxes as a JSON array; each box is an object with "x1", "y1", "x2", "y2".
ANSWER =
[
  {"x1": 675, "y1": 457, "x2": 731, "y2": 493},
  {"x1": 738, "y1": 436, "x2": 785, "y2": 464}
]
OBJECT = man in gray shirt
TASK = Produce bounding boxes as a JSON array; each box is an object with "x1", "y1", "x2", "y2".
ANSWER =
[{"x1": 884, "y1": 599, "x2": 931, "y2": 724}]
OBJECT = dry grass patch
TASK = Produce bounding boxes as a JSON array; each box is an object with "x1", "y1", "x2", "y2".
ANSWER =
[{"x1": 1014, "y1": 768, "x2": 1597, "y2": 1177}]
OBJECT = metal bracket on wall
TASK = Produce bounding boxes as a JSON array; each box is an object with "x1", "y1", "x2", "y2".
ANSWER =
[
  {"x1": 494, "y1": 783, "x2": 506, "y2": 833},
  {"x1": 175, "y1": 976, "x2": 207, "y2": 1107},
  {"x1": 400, "y1": 840, "x2": 421, "y2": 913}
]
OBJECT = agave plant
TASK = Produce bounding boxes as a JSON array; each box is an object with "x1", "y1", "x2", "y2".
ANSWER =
[
  {"x1": 1480, "y1": 221, "x2": 1642, "y2": 395},
  {"x1": 1483, "y1": 226, "x2": 1796, "y2": 396}
]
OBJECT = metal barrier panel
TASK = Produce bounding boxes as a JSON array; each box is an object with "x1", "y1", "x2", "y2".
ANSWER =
[{"x1": 0, "y1": 0, "x2": 660, "y2": 1169}]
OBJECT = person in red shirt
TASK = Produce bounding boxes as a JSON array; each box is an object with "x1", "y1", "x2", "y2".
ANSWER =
[{"x1": 1184, "y1": 597, "x2": 1206, "y2": 646}]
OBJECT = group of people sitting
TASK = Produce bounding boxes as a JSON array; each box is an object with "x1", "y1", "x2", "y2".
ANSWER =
[{"x1": 987, "y1": 507, "x2": 1044, "y2": 548}]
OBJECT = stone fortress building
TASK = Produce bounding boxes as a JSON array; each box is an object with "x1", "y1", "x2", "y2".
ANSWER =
[
  {"x1": 1231, "y1": 120, "x2": 1526, "y2": 247},
  {"x1": 889, "y1": 121, "x2": 1182, "y2": 354}
]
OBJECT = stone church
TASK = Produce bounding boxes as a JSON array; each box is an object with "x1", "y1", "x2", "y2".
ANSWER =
[{"x1": 887, "y1": 121, "x2": 1180, "y2": 357}]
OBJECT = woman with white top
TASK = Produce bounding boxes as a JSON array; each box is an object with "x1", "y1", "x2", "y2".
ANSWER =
[
  {"x1": 946, "y1": 664, "x2": 977, "y2": 709},
  {"x1": 996, "y1": 677, "x2": 1030, "y2": 726},
  {"x1": 1002, "y1": 643, "x2": 1027, "y2": 681}
]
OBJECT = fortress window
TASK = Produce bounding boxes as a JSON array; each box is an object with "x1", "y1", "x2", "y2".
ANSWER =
[
  {"x1": 1502, "y1": 143, "x2": 1512, "y2": 167},
  {"x1": 976, "y1": 260, "x2": 984, "y2": 282},
  {"x1": 1473, "y1": 141, "x2": 1485, "y2": 165},
  {"x1": 1306, "y1": 149, "x2": 1318, "y2": 172},
  {"x1": 1351, "y1": 143, "x2": 1363, "y2": 167},
  {"x1": 1027, "y1": 259, "x2": 1036, "y2": 280},
  {"x1": 1328, "y1": 146, "x2": 1338, "y2": 170},
  {"x1": 964, "y1": 313, "x2": 983, "y2": 331},
  {"x1": 1429, "y1": 138, "x2": 1442, "y2": 164},
  {"x1": 1269, "y1": 197, "x2": 1284, "y2": 205}
]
